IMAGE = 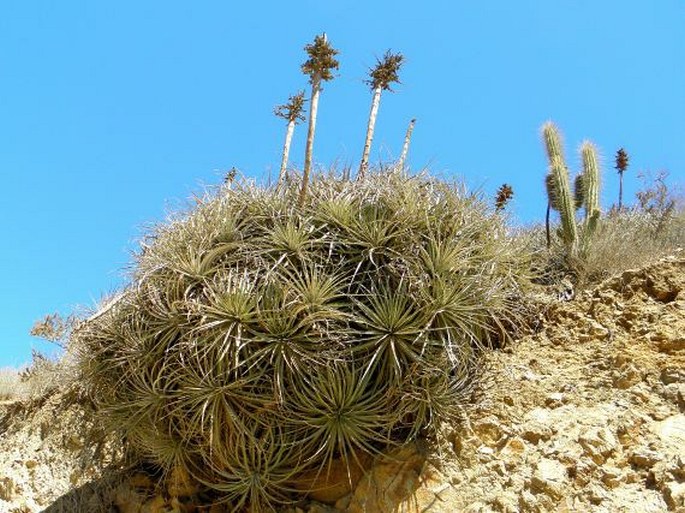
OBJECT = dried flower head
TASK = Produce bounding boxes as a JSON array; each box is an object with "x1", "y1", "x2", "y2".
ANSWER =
[
  {"x1": 274, "y1": 91, "x2": 306, "y2": 124},
  {"x1": 224, "y1": 167, "x2": 238, "y2": 184},
  {"x1": 301, "y1": 33, "x2": 340, "y2": 83},
  {"x1": 30, "y1": 313, "x2": 74, "y2": 346},
  {"x1": 495, "y1": 184, "x2": 514, "y2": 211},
  {"x1": 366, "y1": 50, "x2": 404, "y2": 91},
  {"x1": 615, "y1": 148, "x2": 629, "y2": 174}
]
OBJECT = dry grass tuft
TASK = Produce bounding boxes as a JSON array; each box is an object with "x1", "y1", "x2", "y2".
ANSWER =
[
  {"x1": 575, "y1": 208, "x2": 684, "y2": 288},
  {"x1": 0, "y1": 367, "x2": 23, "y2": 402}
]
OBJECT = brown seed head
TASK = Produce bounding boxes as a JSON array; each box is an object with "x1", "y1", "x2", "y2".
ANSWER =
[
  {"x1": 274, "y1": 91, "x2": 306, "y2": 124},
  {"x1": 495, "y1": 184, "x2": 514, "y2": 211},
  {"x1": 301, "y1": 33, "x2": 340, "y2": 84},
  {"x1": 366, "y1": 50, "x2": 404, "y2": 91},
  {"x1": 224, "y1": 167, "x2": 237, "y2": 184},
  {"x1": 615, "y1": 148, "x2": 629, "y2": 174}
]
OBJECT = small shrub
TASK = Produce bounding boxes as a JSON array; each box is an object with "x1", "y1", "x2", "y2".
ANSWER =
[
  {"x1": 18, "y1": 350, "x2": 71, "y2": 399},
  {"x1": 0, "y1": 354, "x2": 76, "y2": 404},
  {"x1": 30, "y1": 313, "x2": 74, "y2": 347},
  {"x1": 0, "y1": 367, "x2": 23, "y2": 401},
  {"x1": 22, "y1": 313, "x2": 81, "y2": 400},
  {"x1": 74, "y1": 169, "x2": 531, "y2": 510},
  {"x1": 0, "y1": 353, "x2": 72, "y2": 403}
]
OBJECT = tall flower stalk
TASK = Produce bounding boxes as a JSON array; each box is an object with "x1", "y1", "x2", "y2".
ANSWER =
[
  {"x1": 615, "y1": 148, "x2": 629, "y2": 210},
  {"x1": 398, "y1": 118, "x2": 415, "y2": 173},
  {"x1": 299, "y1": 33, "x2": 339, "y2": 206},
  {"x1": 357, "y1": 50, "x2": 404, "y2": 181},
  {"x1": 274, "y1": 91, "x2": 306, "y2": 187}
]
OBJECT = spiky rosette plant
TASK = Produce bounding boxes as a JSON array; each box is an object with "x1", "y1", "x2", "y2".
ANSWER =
[{"x1": 75, "y1": 170, "x2": 530, "y2": 511}]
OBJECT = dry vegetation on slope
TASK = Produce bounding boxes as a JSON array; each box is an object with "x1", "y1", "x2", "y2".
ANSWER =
[{"x1": 1, "y1": 253, "x2": 684, "y2": 513}]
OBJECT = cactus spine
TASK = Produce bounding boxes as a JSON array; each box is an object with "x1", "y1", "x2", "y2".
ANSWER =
[{"x1": 542, "y1": 121, "x2": 578, "y2": 250}]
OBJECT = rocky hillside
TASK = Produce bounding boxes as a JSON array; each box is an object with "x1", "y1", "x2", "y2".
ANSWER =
[{"x1": 1, "y1": 254, "x2": 684, "y2": 513}]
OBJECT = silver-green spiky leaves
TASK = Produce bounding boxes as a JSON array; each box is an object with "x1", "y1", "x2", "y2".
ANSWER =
[{"x1": 75, "y1": 171, "x2": 531, "y2": 510}]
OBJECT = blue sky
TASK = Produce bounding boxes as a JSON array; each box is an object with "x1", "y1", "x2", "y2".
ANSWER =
[{"x1": 1, "y1": 1, "x2": 683, "y2": 367}]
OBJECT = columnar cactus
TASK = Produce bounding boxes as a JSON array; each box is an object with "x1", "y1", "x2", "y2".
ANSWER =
[
  {"x1": 542, "y1": 121, "x2": 578, "y2": 250},
  {"x1": 542, "y1": 122, "x2": 604, "y2": 256},
  {"x1": 579, "y1": 141, "x2": 601, "y2": 237}
]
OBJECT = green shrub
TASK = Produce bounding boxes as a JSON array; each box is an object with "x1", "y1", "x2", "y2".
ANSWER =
[{"x1": 74, "y1": 169, "x2": 530, "y2": 510}]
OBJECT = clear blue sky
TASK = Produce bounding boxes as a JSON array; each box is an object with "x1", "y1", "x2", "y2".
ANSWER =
[{"x1": 1, "y1": 1, "x2": 683, "y2": 367}]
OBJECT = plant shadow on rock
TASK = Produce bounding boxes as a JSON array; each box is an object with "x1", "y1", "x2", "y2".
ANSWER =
[{"x1": 40, "y1": 474, "x2": 124, "y2": 513}]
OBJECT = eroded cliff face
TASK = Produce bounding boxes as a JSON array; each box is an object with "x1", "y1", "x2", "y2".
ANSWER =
[
  {"x1": 402, "y1": 254, "x2": 685, "y2": 513},
  {"x1": 2, "y1": 255, "x2": 684, "y2": 513}
]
